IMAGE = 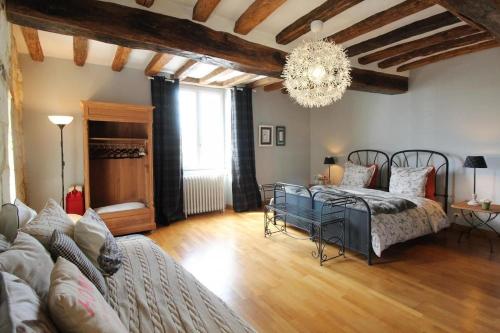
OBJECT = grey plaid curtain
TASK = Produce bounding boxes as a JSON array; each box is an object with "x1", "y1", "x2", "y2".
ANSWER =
[
  {"x1": 151, "y1": 77, "x2": 184, "y2": 224},
  {"x1": 231, "y1": 87, "x2": 261, "y2": 212}
]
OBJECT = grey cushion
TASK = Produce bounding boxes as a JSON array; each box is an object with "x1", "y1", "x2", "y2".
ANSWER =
[
  {"x1": 0, "y1": 204, "x2": 19, "y2": 242},
  {"x1": 0, "y1": 232, "x2": 54, "y2": 301},
  {"x1": 20, "y1": 199, "x2": 75, "y2": 247},
  {"x1": 0, "y1": 234, "x2": 10, "y2": 253},
  {"x1": 74, "y1": 208, "x2": 123, "y2": 276},
  {"x1": 49, "y1": 230, "x2": 107, "y2": 296},
  {"x1": 0, "y1": 271, "x2": 57, "y2": 333}
]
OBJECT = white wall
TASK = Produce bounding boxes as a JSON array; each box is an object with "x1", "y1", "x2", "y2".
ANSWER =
[
  {"x1": 252, "y1": 89, "x2": 310, "y2": 186},
  {"x1": 310, "y1": 48, "x2": 500, "y2": 226},
  {"x1": 21, "y1": 55, "x2": 151, "y2": 210}
]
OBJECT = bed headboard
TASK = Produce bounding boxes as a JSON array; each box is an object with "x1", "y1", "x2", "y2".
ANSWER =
[
  {"x1": 348, "y1": 150, "x2": 390, "y2": 191},
  {"x1": 390, "y1": 150, "x2": 449, "y2": 213}
]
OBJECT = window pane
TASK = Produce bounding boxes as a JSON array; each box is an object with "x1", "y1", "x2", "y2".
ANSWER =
[
  {"x1": 199, "y1": 90, "x2": 224, "y2": 170},
  {"x1": 179, "y1": 89, "x2": 198, "y2": 170}
]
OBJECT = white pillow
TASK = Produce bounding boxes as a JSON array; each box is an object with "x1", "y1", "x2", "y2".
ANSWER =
[
  {"x1": 74, "y1": 209, "x2": 123, "y2": 276},
  {"x1": 389, "y1": 166, "x2": 432, "y2": 197},
  {"x1": 14, "y1": 199, "x2": 37, "y2": 228},
  {"x1": 340, "y1": 162, "x2": 376, "y2": 188},
  {"x1": 20, "y1": 198, "x2": 75, "y2": 247},
  {"x1": 48, "y1": 257, "x2": 128, "y2": 333}
]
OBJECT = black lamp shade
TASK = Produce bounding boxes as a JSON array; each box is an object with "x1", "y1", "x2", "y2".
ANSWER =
[
  {"x1": 464, "y1": 156, "x2": 487, "y2": 169},
  {"x1": 324, "y1": 157, "x2": 335, "y2": 165}
]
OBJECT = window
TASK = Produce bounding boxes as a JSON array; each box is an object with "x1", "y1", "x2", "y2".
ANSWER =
[{"x1": 179, "y1": 86, "x2": 227, "y2": 171}]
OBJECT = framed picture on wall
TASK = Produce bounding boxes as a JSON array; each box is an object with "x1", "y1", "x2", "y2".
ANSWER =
[
  {"x1": 259, "y1": 125, "x2": 273, "y2": 147},
  {"x1": 276, "y1": 126, "x2": 286, "y2": 146}
]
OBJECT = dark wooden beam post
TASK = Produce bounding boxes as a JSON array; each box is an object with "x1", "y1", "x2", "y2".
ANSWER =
[{"x1": 136, "y1": 0, "x2": 154, "y2": 8}]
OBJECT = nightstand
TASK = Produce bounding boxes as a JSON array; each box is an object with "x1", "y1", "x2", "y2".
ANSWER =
[{"x1": 451, "y1": 201, "x2": 500, "y2": 253}]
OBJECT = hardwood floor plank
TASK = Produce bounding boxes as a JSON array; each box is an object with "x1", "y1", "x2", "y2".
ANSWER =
[{"x1": 149, "y1": 211, "x2": 500, "y2": 333}]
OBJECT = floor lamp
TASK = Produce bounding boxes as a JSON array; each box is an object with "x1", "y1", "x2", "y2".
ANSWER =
[
  {"x1": 48, "y1": 115, "x2": 73, "y2": 209},
  {"x1": 324, "y1": 156, "x2": 335, "y2": 184}
]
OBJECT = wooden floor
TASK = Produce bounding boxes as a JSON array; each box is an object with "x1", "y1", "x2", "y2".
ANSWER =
[{"x1": 149, "y1": 210, "x2": 500, "y2": 333}]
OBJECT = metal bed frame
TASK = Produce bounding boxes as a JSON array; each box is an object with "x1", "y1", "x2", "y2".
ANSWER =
[
  {"x1": 264, "y1": 183, "x2": 370, "y2": 265},
  {"x1": 263, "y1": 149, "x2": 450, "y2": 265}
]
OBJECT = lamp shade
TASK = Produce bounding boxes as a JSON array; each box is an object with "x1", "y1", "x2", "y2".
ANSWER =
[
  {"x1": 48, "y1": 115, "x2": 73, "y2": 126},
  {"x1": 464, "y1": 156, "x2": 487, "y2": 168},
  {"x1": 324, "y1": 157, "x2": 335, "y2": 165}
]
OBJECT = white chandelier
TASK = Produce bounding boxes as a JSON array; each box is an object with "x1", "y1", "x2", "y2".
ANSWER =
[{"x1": 282, "y1": 20, "x2": 351, "y2": 108}]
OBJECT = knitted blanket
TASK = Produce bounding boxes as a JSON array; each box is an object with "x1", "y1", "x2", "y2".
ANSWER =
[{"x1": 106, "y1": 235, "x2": 255, "y2": 333}]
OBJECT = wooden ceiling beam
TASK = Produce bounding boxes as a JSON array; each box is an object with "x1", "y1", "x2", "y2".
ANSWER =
[
  {"x1": 192, "y1": 0, "x2": 221, "y2": 22},
  {"x1": 174, "y1": 59, "x2": 198, "y2": 79},
  {"x1": 199, "y1": 66, "x2": 231, "y2": 84},
  {"x1": 263, "y1": 81, "x2": 284, "y2": 91},
  {"x1": 145, "y1": 53, "x2": 174, "y2": 76},
  {"x1": 222, "y1": 73, "x2": 258, "y2": 87},
  {"x1": 350, "y1": 68, "x2": 408, "y2": 94},
  {"x1": 359, "y1": 25, "x2": 478, "y2": 65},
  {"x1": 234, "y1": 0, "x2": 286, "y2": 35},
  {"x1": 433, "y1": 0, "x2": 492, "y2": 33},
  {"x1": 379, "y1": 31, "x2": 493, "y2": 68},
  {"x1": 328, "y1": 0, "x2": 435, "y2": 44},
  {"x1": 397, "y1": 39, "x2": 500, "y2": 71},
  {"x1": 20, "y1": 26, "x2": 43, "y2": 61},
  {"x1": 136, "y1": 0, "x2": 154, "y2": 8},
  {"x1": 73, "y1": 36, "x2": 88, "y2": 66},
  {"x1": 182, "y1": 77, "x2": 224, "y2": 88},
  {"x1": 6, "y1": 0, "x2": 408, "y2": 94},
  {"x1": 276, "y1": 0, "x2": 364, "y2": 45},
  {"x1": 249, "y1": 77, "x2": 282, "y2": 89},
  {"x1": 112, "y1": 46, "x2": 132, "y2": 72},
  {"x1": 346, "y1": 12, "x2": 460, "y2": 57}
]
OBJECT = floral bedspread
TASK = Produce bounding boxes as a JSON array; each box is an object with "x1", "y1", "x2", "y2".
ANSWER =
[{"x1": 307, "y1": 185, "x2": 449, "y2": 257}]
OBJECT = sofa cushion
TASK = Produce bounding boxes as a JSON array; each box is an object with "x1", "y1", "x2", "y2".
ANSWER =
[
  {"x1": 48, "y1": 257, "x2": 127, "y2": 333},
  {"x1": 20, "y1": 199, "x2": 75, "y2": 247},
  {"x1": 0, "y1": 272, "x2": 57, "y2": 333},
  {"x1": 14, "y1": 199, "x2": 37, "y2": 228},
  {"x1": 74, "y1": 209, "x2": 122, "y2": 276},
  {"x1": 0, "y1": 232, "x2": 54, "y2": 301},
  {"x1": 49, "y1": 230, "x2": 107, "y2": 296}
]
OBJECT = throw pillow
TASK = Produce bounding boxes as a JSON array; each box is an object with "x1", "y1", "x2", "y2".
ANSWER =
[
  {"x1": 20, "y1": 198, "x2": 75, "y2": 247},
  {"x1": 48, "y1": 257, "x2": 127, "y2": 333},
  {"x1": 340, "y1": 162, "x2": 376, "y2": 188},
  {"x1": 389, "y1": 166, "x2": 432, "y2": 197},
  {"x1": 49, "y1": 230, "x2": 107, "y2": 296},
  {"x1": 14, "y1": 198, "x2": 37, "y2": 228},
  {"x1": 0, "y1": 232, "x2": 54, "y2": 301},
  {"x1": 74, "y1": 208, "x2": 123, "y2": 276},
  {"x1": 0, "y1": 204, "x2": 19, "y2": 242},
  {"x1": 0, "y1": 272, "x2": 57, "y2": 333},
  {"x1": 425, "y1": 167, "x2": 437, "y2": 201}
]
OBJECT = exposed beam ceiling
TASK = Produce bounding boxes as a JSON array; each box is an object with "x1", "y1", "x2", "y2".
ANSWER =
[
  {"x1": 112, "y1": 46, "x2": 132, "y2": 72},
  {"x1": 433, "y1": 0, "x2": 497, "y2": 33},
  {"x1": 73, "y1": 36, "x2": 88, "y2": 66},
  {"x1": 222, "y1": 73, "x2": 258, "y2": 87},
  {"x1": 249, "y1": 77, "x2": 282, "y2": 89},
  {"x1": 263, "y1": 81, "x2": 284, "y2": 91},
  {"x1": 135, "y1": 0, "x2": 154, "y2": 8},
  {"x1": 328, "y1": 0, "x2": 435, "y2": 44},
  {"x1": 199, "y1": 67, "x2": 231, "y2": 84},
  {"x1": 276, "y1": 0, "x2": 364, "y2": 45},
  {"x1": 192, "y1": 0, "x2": 221, "y2": 22},
  {"x1": 378, "y1": 32, "x2": 493, "y2": 68},
  {"x1": 20, "y1": 26, "x2": 43, "y2": 61},
  {"x1": 234, "y1": 0, "x2": 287, "y2": 35},
  {"x1": 6, "y1": 0, "x2": 408, "y2": 94},
  {"x1": 174, "y1": 59, "x2": 198, "y2": 79},
  {"x1": 359, "y1": 25, "x2": 478, "y2": 65},
  {"x1": 346, "y1": 12, "x2": 460, "y2": 57},
  {"x1": 144, "y1": 53, "x2": 174, "y2": 76},
  {"x1": 182, "y1": 77, "x2": 223, "y2": 88},
  {"x1": 398, "y1": 39, "x2": 500, "y2": 71}
]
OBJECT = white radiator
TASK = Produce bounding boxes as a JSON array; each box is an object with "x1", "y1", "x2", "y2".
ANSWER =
[{"x1": 183, "y1": 173, "x2": 225, "y2": 216}]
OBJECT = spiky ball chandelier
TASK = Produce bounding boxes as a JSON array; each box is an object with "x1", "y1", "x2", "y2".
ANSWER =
[{"x1": 282, "y1": 20, "x2": 351, "y2": 108}]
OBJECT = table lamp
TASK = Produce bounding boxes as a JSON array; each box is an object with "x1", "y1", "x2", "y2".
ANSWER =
[
  {"x1": 324, "y1": 156, "x2": 335, "y2": 184},
  {"x1": 464, "y1": 155, "x2": 487, "y2": 206},
  {"x1": 48, "y1": 115, "x2": 74, "y2": 209}
]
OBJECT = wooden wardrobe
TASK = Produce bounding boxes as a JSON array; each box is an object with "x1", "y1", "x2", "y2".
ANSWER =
[{"x1": 81, "y1": 101, "x2": 156, "y2": 235}]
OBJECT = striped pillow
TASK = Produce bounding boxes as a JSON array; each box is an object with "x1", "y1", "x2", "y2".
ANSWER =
[
  {"x1": 20, "y1": 199, "x2": 75, "y2": 247},
  {"x1": 49, "y1": 229, "x2": 107, "y2": 296}
]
